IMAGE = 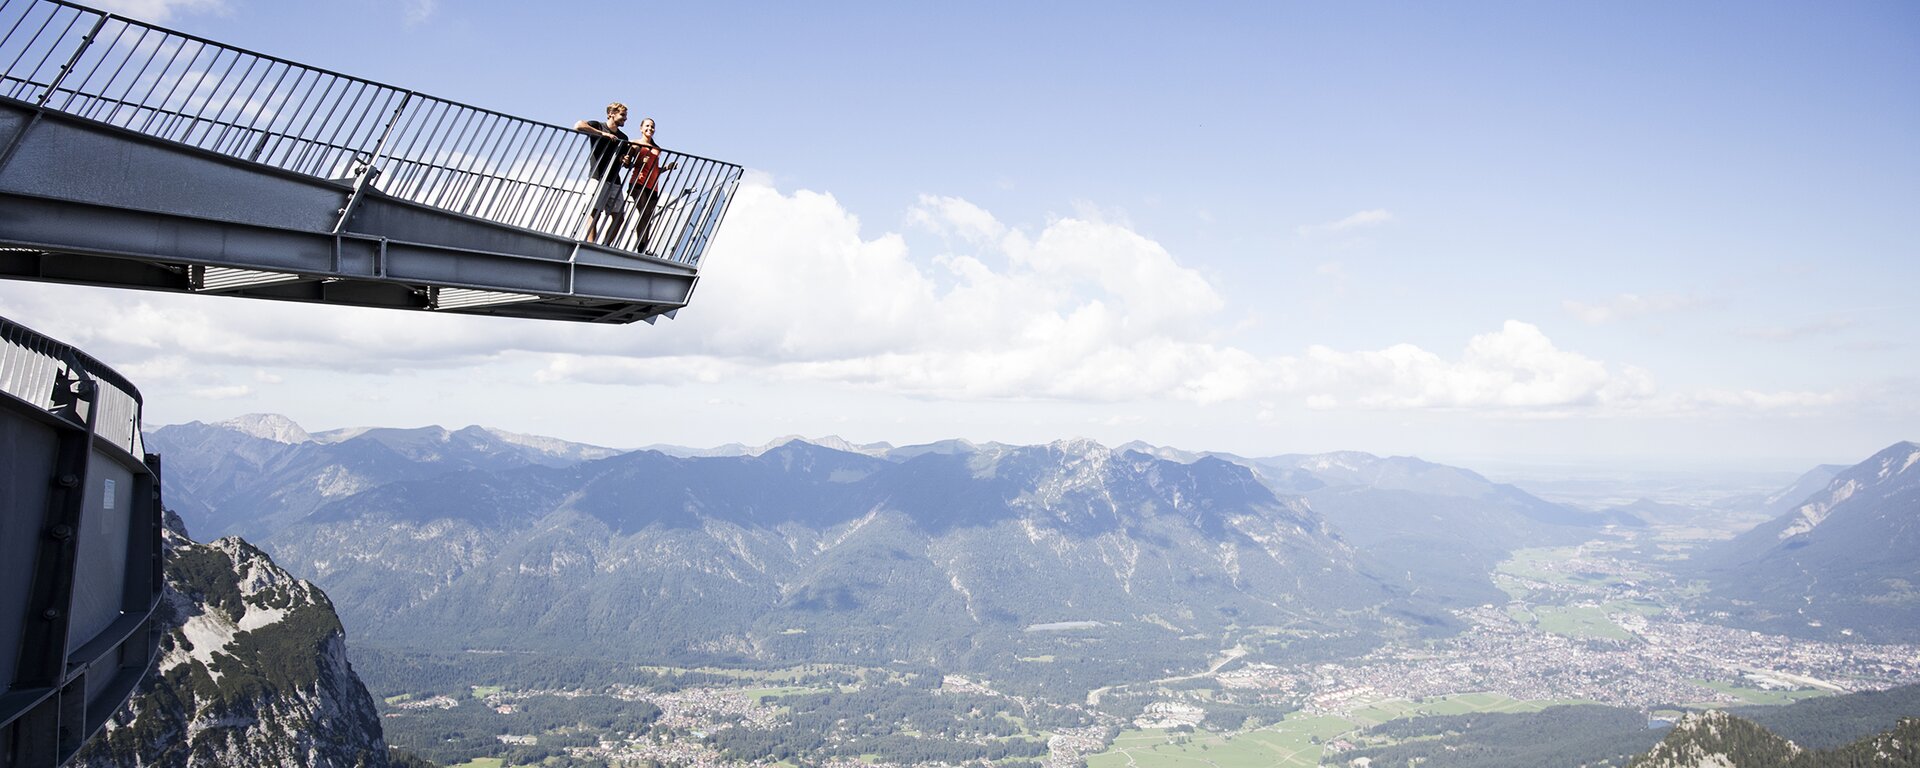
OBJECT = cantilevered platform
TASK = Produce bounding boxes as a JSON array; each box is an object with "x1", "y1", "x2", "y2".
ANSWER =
[{"x1": 0, "y1": 0, "x2": 741, "y2": 323}]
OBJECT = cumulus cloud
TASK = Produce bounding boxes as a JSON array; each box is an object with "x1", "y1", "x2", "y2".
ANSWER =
[
  {"x1": 0, "y1": 182, "x2": 1831, "y2": 419},
  {"x1": 530, "y1": 185, "x2": 1647, "y2": 412},
  {"x1": 1563, "y1": 293, "x2": 1709, "y2": 324},
  {"x1": 1285, "y1": 321, "x2": 1655, "y2": 411},
  {"x1": 90, "y1": 0, "x2": 226, "y2": 22}
]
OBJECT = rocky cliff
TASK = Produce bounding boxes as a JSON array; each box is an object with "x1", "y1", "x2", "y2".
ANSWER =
[{"x1": 74, "y1": 514, "x2": 391, "y2": 768}]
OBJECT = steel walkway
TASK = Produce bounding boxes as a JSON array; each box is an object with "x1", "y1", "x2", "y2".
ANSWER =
[{"x1": 0, "y1": 0, "x2": 742, "y2": 323}]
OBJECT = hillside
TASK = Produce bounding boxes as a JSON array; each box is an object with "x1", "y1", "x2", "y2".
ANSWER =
[{"x1": 1691, "y1": 441, "x2": 1920, "y2": 641}]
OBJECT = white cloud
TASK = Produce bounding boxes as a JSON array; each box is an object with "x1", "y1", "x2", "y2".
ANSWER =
[
  {"x1": 90, "y1": 0, "x2": 226, "y2": 22},
  {"x1": 1738, "y1": 316, "x2": 1853, "y2": 342},
  {"x1": 0, "y1": 182, "x2": 1834, "y2": 420},
  {"x1": 1563, "y1": 293, "x2": 1709, "y2": 324},
  {"x1": 1283, "y1": 321, "x2": 1657, "y2": 411},
  {"x1": 190, "y1": 384, "x2": 252, "y2": 400},
  {"x1": 1298, "y1": 209, "x2": 1394, "y2": 235},
  {"x1": 1687, "y1": 389, "x2": 1840, "y2": 411},
  {"x1": 907, "y1": 195, "x2": 1005, "y2": 244},
  {"x1": 404, "y1": 0, "x2": 436, "y2": 25}
]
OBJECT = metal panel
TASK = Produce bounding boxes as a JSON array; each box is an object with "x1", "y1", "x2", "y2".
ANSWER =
[
  {"x1": 0, "y1": 108, "x2": 347, "y2": 232},
  {"x1": 65, "y1": 451, "x2": 132, "y2": 656},
  {"x1": 0, "y1": 413, "x2": 58, "y2": 696}
]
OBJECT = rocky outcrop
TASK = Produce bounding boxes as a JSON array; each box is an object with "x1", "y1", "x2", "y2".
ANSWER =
[
  {"x1": 1630, "y1": 709, "x2": 1799, "y2": 768},
  {"x1": 1630, "y1": 709, "x2": 1920, "y2": 768},
  {"x1": 74, "y1": 522, "x2": 389, "y2": 768}
]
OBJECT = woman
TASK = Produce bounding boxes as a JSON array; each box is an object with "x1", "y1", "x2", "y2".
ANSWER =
[{"x1": 625, "y1": 117, "x2": 677, "y2": 255}]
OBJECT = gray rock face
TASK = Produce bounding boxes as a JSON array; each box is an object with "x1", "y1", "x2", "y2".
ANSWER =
[{"x1": 73, "y1": 529, "x2": 389, "y2": 768}]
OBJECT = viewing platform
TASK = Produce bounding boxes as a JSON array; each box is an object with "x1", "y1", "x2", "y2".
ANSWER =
[
  {"x1": 0, "y1": 0, "x2": 742, "y2": 323},
  {"x1": 0, "y1": 313, "x2": 162, "y2": 768}
]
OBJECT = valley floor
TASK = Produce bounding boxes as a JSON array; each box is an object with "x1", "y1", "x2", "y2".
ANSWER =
[{"x1": 371, "y1": 535, "x2": 1920, "y2": 768}]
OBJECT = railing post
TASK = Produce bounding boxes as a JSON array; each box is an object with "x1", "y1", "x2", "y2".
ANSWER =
[
  {"x1": 332, "y1": 91, "x2": 413, "y2": 234},
  {"x1": 35, "y1": 9, "x2": 107, "y2": 107},
  {"x1": 0, "y1": 8, "x2": 107, "y2": 176}
]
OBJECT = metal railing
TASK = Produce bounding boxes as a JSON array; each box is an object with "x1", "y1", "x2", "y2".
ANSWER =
[
  {"x1": 0, "y1": 312, "x2": 161, "y2": 768},
  {"x1": 0, "y1": 0, "x2": 740, "y2": 267},
  {"x1": 0, "y1": 314, "x2": 142, "y2": 457}
]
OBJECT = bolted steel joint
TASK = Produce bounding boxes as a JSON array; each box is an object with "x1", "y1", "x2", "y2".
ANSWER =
[
  {"x1": 55, "y1": 473, "x2": 80, "y2": 488},
  {"x1": 48, "y1": 524, "x2": 73, "y2": 541}
]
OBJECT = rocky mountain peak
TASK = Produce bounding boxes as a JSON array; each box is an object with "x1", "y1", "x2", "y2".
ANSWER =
[
  {"x1": 471, "y1": 425, "x2": 620, "y2": 462},
  {"x1": 214, "y1": 413, "x2": 311, "y2": 444},
  {"x1": 754, "y1": 435, "x2": 892, "y2": 457},
  {"x1": 1777, "y1": 440, "x2": 1920, "y2": 541},
  {"x1": 1628, "y1": 709, "x2": 1800, "y2": 768},
  {"x1": 76, "y1": 527, "x2": 390, "y2": 768}
]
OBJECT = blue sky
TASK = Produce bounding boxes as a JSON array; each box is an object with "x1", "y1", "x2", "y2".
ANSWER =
[{"x1": 2, "y1": 0, "x2": 1914, "y2": 470}]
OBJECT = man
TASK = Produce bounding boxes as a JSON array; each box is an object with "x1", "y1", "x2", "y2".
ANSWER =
[{"x1": 573, "y1": 102, "x2": 632, "y2": 244}]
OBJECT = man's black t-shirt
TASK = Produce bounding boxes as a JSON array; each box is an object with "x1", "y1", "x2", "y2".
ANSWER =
[{"x1": 584, "y1": 120, "x2": 629, "y2": 183}]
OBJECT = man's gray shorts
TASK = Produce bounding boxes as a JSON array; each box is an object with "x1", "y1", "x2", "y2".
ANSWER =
[{"x1": 592, "y1": 180, "x2": 624, "y2": 215}]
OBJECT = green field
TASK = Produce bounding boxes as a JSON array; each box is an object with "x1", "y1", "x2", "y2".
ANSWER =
[
  {"x1": 1692, "y1": 680, "x2": 1831, "y2": 707},
  {"x1": 1496, "y1": 547, "x2": 1583, "y2": 583},
  {"x1": 1086, "y1": 692, "x2": 1599, "y2": 768},
  {"x1": 1494, "y1": 574, "x2": 1534, "y2": 601},
  {"x1": 449, "y1": 759, "x2": 504, "y2": 768},
  {"x1": 1496, "y1": 546, "x2": 1650, "y2": 589},
  {"x1": 1534, "y1": 605, "x2": 1632, "y2": 641},
  {"x1": 1609, "y1": 598, "x2": 1665, "y2": 616},
  {"x1": 469, "y1": 685, "x2": 504, "y2": 698},
  {"x1": 1089, "y1": 718, "x2": 1351, "y2": 768},
  {"x1": 744, "y1": 685, "x2": 827, "y2": 701},
  {"x1": 383, "y1": 693, "x2": 414, "y2": 705},
  {"x1": 1351, "y1": 692, "x2": 1592, "y2": 723}
]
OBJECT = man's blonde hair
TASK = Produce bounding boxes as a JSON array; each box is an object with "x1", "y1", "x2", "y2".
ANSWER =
[{"x1": 607, "y1": 102, "x2": 628, "y2": 116}]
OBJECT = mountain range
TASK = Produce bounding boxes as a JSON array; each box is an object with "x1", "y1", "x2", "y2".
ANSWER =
[
  {"x1": 148, "y1": 417, "x2": 1919, "y2": 689},
  {"x1": 142, "y1": 415, "x2": 1633, "y2": 691},
  {"x1": 266, "y1": 438, "x2": 1414, "y2": 687},
  {"x1": 1690, "y1": 440, "x2": 1920, "y2": 641},
  {"x1": 154, "y1": 415, "x2": 621, "y2": 540}
]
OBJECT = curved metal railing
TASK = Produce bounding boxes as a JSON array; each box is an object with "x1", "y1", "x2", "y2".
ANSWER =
[
  {"x1": 0, "y1": 315, "x2": 143, "y2": 457},
  {"x1": 0, "y1": 313, "x2": 162, "y2": 768},
  {"x1": 0, "y1": 0, "x2": 740, "y2": 267}
]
